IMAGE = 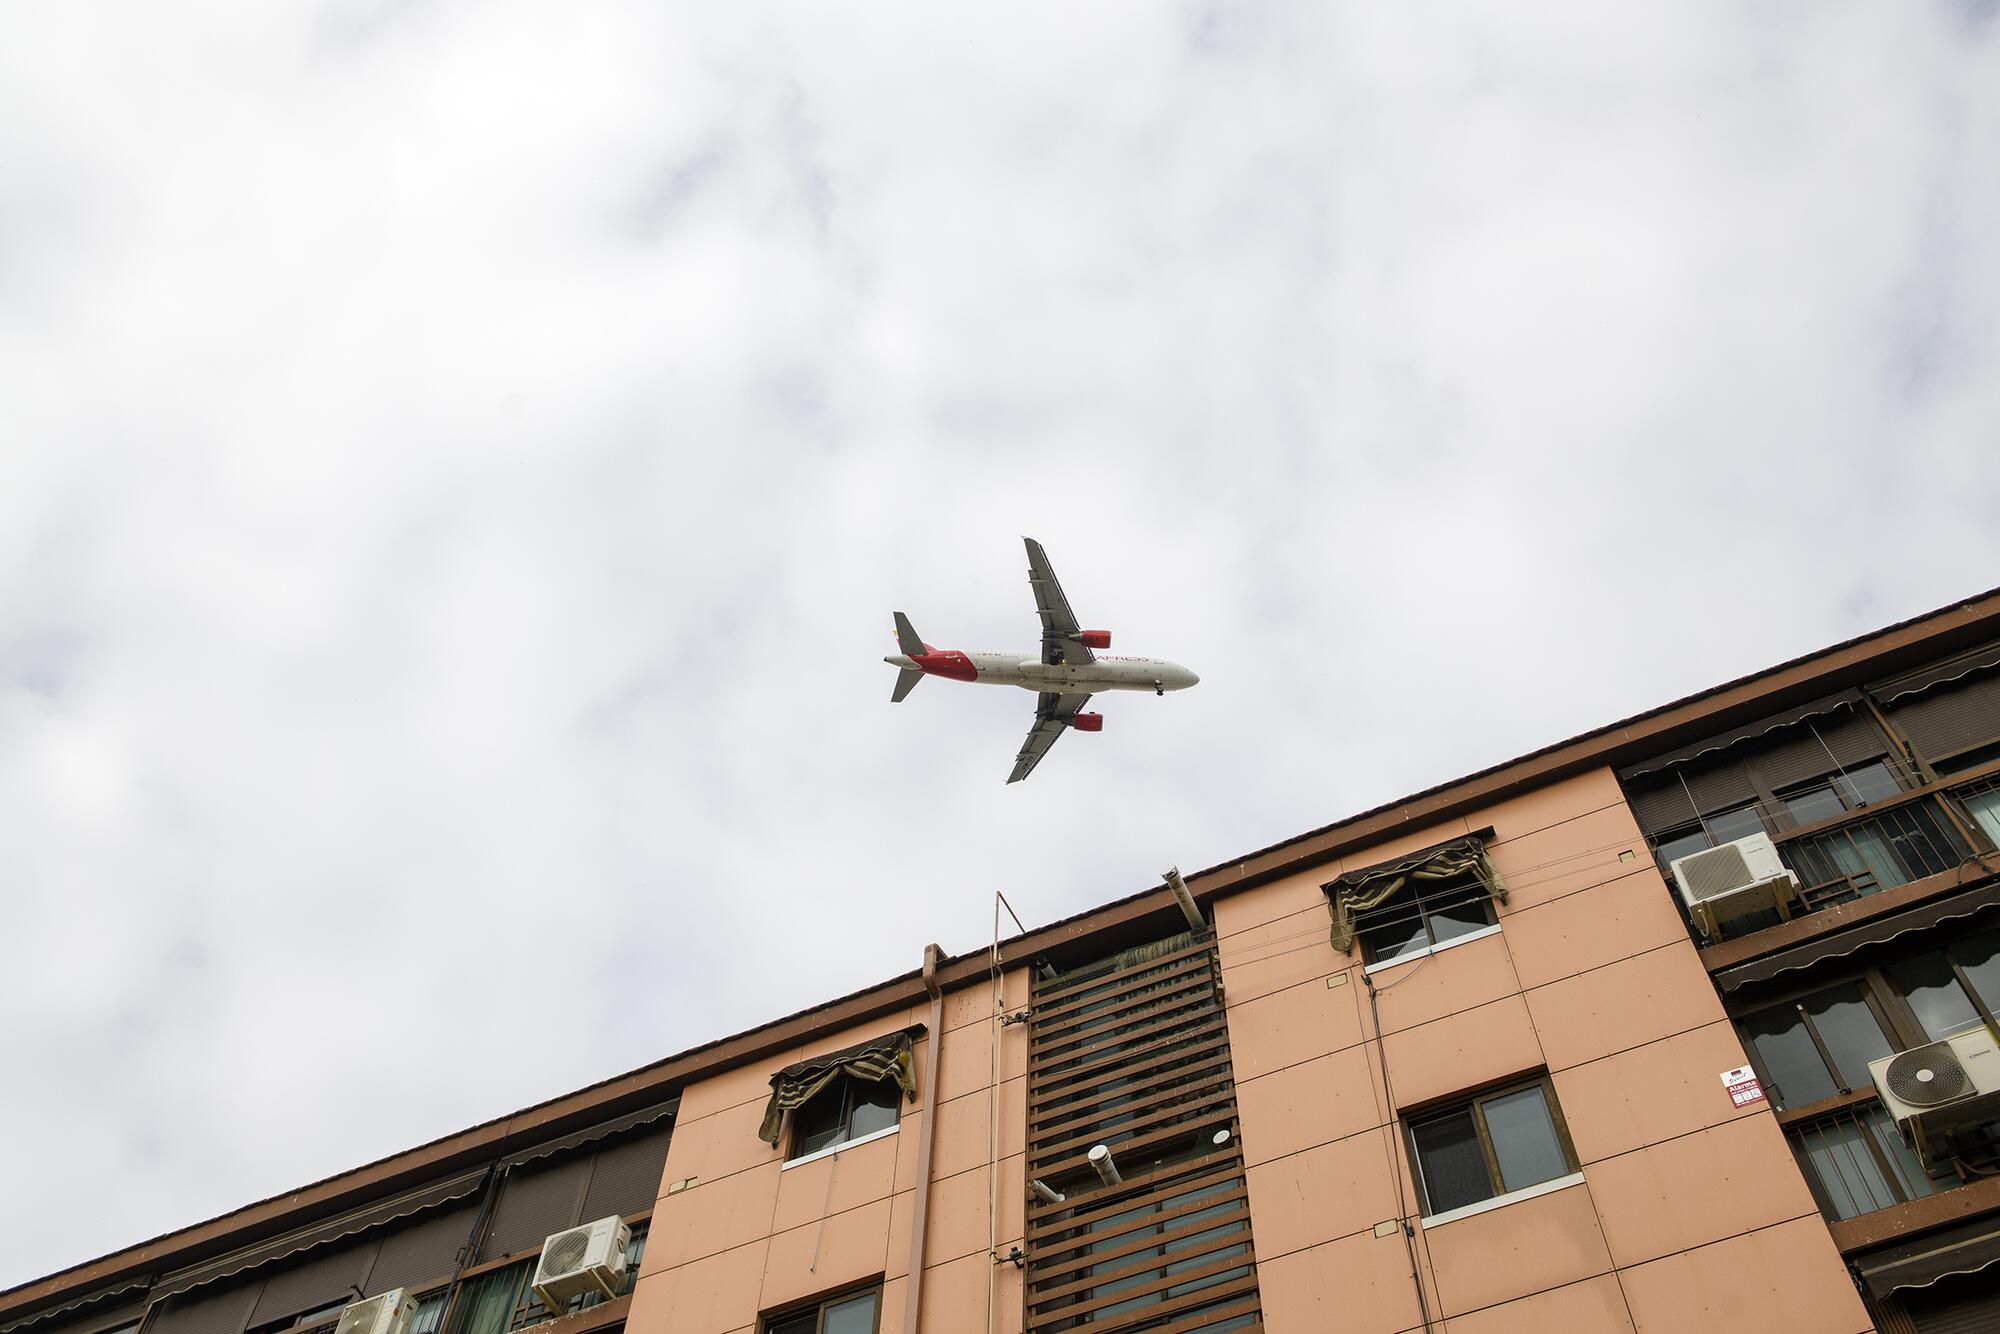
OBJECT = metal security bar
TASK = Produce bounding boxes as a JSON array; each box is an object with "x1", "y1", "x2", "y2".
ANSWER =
[
  {"x1": 1780, "y1": 797, "x2": 1973, "y2": 906},
  {"x1": 1024, "y1": 935, "x2": 1261, "y2": 1334},
  {"x1": 1786, "y1": 1102, "x2": 1942, "y2": 1221}
]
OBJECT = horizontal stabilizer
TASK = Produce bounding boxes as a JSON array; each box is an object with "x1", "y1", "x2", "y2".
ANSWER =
[{"x1": 891, "y1": 667, "x2": 924, "y2": 703}]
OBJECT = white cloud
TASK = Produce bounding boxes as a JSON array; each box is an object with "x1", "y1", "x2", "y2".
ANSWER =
[{"x1": 2, "y1": 0, "x2": 1997, "y2": 1288}]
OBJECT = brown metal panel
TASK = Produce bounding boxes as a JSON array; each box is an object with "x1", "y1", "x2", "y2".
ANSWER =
[
  {"x1": 1743, "y1": 709, "x2": 1888, "y2": 791},
  {"x1": 1028, "y1": 1020, "x2": 1228, "y2": 1096},
  {"x1": 1889, "y1": 671, "x2": 2000, "y2": 766},
  {"x1": 1030, "y1": 976, "x2": 1216, "y2": 1050},
  {"x1": 1029, "y1": 1061, "x2": 1235, "y2": 1139},
  {"x1": 1032, "y1": 980, "x2": 1216, "y2": 1056},
  {"x1": 1028, "y1": 1280, "x2": 1258, "y2": 1334},
  {"x1": 1028, "y1": 1035, "x2": 1231, "y2": 1110},
  {"x1": 247, "y1": 1243, "x2": 378, "y2": 1325},
  {"x1": 578, "y1": 1126, "x2": 672, "y2": 1224},
  {"x1": 1030, "y1": 1085, "x2": 1238, "y2": 1160},
  {"x1": 1031, "y1": 996, "x2": 1218, "y2": 1064},
  {"x1": 146, "y1": 1283, "x2": 260, "y2": 1334},
  {"x1": 1904, "y1": 1279, "x2": 2000, "y2": 1334},
  {"x1": 362, "y1": 1206, "x2": 480, "y2": 1295},
  {"x1": 1030, "y1": 956, "x2": 1216, "y2": 1026},
  {"x1": 1027, "y1": 1198, "x2": 1251, "y2": 1281},
  {"x1": 1033, "y1": 941, "x2": 1217, "y2": 1003},
  {"x1": 1028, "y1": 1255, "x2": 1254, "y2": 1325},
  {"x1": 479, "y1": 1158, "x2": 589, "y2": 1262},
  {"x1": 1022, "y1": 936, "x2": 1257, "y2": 1331}
]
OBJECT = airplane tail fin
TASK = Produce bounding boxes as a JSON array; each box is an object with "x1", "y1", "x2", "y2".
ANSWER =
[
  {"x1": 893, "y1": 611, "x2": 927, "y2": 657},
  {"x1": 891, "y1": 668, "x2": 924, "y2": 703}
]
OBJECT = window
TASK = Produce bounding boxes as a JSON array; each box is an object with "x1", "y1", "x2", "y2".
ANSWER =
[
  {"x1": 764, "y1": 1286, "x2": 881, "y2": 1334},
  {"x1": 789, "y1": 1074, "x2": 901, "y2": 1161},
  {"x1": 1355, "y1": 875, "x2": 1497, "y2": 967},
  {"x1": 1406, "y1": 1077, "x2": 1579, "y2": 1221},
  {"x1": 1651, "y1": 803, "x2": 1769, "y2": 874},
  {"x1": 1739, "y1": 983, "x2": 1897, "y2": 1108},
  {"x1": 1886, "y1": 948, "x2": 2000, "y2": 1042},
  {"x1": 1778, "y1": 760, "x2": 1903, "y2": 828}
]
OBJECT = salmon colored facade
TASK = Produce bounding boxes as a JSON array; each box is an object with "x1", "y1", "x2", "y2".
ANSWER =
[
  {"x1": 10, "y1": 590, "x2": 2000, "y2": 1334},
  {"x1": 1213, "y1": 769, "x2": 1870, "y2": 1333}
]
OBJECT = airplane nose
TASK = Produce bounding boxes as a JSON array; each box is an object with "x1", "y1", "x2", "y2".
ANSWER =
[{"x1": 1181, "y1": 668, "x2": 1200, "y2": 688}]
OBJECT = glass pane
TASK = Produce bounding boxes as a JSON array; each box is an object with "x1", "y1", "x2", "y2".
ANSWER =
[
  {"x1": 1962, "y1": 787, "x2": 2000, "y2": 848},
  {"x1": 1801, "y1": 984, "x2": 1895, "y2": 1090},
  {"x1": 450, "y1": 1266, "x2": 530, "y2": 1334},
  {"x1": 847, "y1": 1077, "x2": 901, "y2": 1140},
  {"x1": 1783, "y1": 785, "x2": 1847, "y2": 826},
  {"x1": 1889, "y1": 953, "x2": 1985, "y2": 1040},
  {"x1": 1842, "y1": 825, "x2": 1908, "y2": 891},
  {"x1": 1481, "y1": 1086, "x2": 1569, "y2": 1194},
  {"x1": 1836, "y1": 761, "x2": 1902, "y2": 806},
  {"x1": 1740, "y1": 1005, "x2": 1838, "y2": 1108},
  {"x1": 1654, "y1": 829, "x2": 1711, "y2": 872},
  {"x1": 1357, "y1": 899, "x2": 1429, "y2": 964},
  {"x1": 1953, "y1": 929, "x2": 2000, "y2": 1012},
  {"x1": 1795, "y1": 1114, "x2": 1900, "y2": 1219},
  {"x1": 1422, "y1": 880, "x2": 1493, "y2": 946},
  {"x1": 766, "y1": 1315, "x2": 817, "y2": 1334},
  {"x1": 820, "y1": 1291, "x2": 879, "y2": 1334},
  {"x1": 791, "y1": 1086, "x2": 847, "y2": 1159},
  {"x1": 1410, "y1": 1108, "x2": 1491, "y2": 1215},
  {"x1": 1707, "y1": 805, "x2": 1768, "y2": 844}
]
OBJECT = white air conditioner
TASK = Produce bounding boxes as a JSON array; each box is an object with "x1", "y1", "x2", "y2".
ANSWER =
[
  {"x1": 532, "y1": 1215, "x2": 630, "y2": 1315},
  {"x1": 333, "y1": 1291, "x2": 414, "y2": 1334},
  {"x1": 1668, "y1": 833, "x2": 1798, "y2": 923},
  {"x1": 1870, "y1": 1028, "x2": 2000, "y2": 1152}
]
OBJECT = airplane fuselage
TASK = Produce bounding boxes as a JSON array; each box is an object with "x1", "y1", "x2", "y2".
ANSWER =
[{"x1": 884, "y1": 649, "x2": 1199, "y2": 694}]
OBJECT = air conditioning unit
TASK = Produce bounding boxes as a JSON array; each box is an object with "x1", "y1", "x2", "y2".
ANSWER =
[
  {"x1": 1668, "y1": 833, "x2": 1798, "y2": 924},
  {"x1": 532, "y1": 1215, "x2": 630, "y2": 1315},
  {"x1": 1870, "y1": 1028, "x2": 2000, "y2": 1152},
  {"x1": 333, "y1": 1291, "x2": 414, "y2": 1334}
]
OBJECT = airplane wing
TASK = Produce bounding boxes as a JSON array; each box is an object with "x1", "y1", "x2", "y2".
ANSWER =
[
  {"x1": 1024, "y1": 537, "x2": 1095, "y2": 666},
  {"x1": 1007, "y1": 692, "x2": 1092, "y2": 784}
]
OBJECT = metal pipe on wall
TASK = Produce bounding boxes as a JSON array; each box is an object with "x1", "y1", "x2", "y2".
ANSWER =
[{"x1": 903, "y1": 943, "x2": 946, "y2": 1334}]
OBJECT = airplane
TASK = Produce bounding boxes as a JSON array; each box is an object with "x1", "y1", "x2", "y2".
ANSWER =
[{"x1": 884, "y1": 537, "x2": 1200, "y2": 783}]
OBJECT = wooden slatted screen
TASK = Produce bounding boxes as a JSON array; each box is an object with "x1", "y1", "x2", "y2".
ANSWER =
[{"x1": 1023, "y1": 934, "x2": 1261, "y2": 1334}]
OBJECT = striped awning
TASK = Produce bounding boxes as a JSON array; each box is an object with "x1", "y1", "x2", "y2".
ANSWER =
[
  {"x1": 1715, "y1": 882, "x2": 2000, "y2": 992},
  {"x1": 1857, "y1": 1217, "x2": 2000, "y2": 1298},
  {"x1": 758, "y1": 1028, "x2": 921, "y2": 1146}
]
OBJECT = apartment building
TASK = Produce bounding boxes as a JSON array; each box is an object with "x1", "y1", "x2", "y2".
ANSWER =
[{"x1": 7, "y1": 589, "x2": 2000, "y2": 1334}]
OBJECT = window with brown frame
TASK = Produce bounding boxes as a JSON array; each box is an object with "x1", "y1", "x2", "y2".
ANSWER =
[
  {"x1": 762, "y1": 1285, "x2": 881, "y2": 1334},
  {"x1": 1735, "y1": 933, "x2": 2000, "y2": 1111},
  {"x1": 788, "y1": 1073, "x2": 901, "y2": 1161},
  {"x1": 1734, "y1": 931, "x2": 2000, "y2": 1222},
  {"x1": 1354, "y1": 873, "x2": 1498, "y2": 967},
  {"x1": 1405, "y1": 1076, "x2": 1579, "y2": 1220}
]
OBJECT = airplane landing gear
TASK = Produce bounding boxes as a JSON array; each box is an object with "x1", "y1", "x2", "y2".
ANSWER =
[{"x1": 1154, "y1": 681, "x2": 1165, "y2": 696}]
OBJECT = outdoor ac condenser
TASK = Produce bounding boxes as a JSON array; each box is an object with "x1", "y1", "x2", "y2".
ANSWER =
[
  {"x1": 531, "y1": 1215, "x2": 630, "y2": 1316},
  {"x1": 1870, "y1": 1027, "x2": 2000, "y2": 1151},
  {"x1": 1667, "y1": 833, "x2": 1798, "y2": 923},
  {"x1": 332, "y1": 1291, "x2": 414, "y2": 1334}
]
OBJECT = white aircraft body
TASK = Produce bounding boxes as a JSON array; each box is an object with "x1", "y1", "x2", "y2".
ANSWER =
[{"x1": 884, "y1": 537, "x2": 1199, "y2": 783}]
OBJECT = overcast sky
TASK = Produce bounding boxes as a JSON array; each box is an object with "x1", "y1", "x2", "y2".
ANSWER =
[{"x1": 4, "y1": 0, "x2": 1999, "y2": 1291}]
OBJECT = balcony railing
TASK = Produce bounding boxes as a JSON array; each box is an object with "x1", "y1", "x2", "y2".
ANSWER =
[
  {"x1": 1786, "y1": 1100, "x2": 1945, "y2": 1221},
  {"x1": 1779, "y1": 794, "x2": 1976, "y2": 909}
]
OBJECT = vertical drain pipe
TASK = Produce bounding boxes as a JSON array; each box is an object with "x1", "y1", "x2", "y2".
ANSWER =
[{"x1": 903, "y1": 943, "x2": 947, "y2": 1334}]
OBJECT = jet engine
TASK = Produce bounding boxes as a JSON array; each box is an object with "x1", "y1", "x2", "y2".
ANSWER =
[
  {"x1": 1070, "y1": 713, "x2": 1104, "y2": 732},
  {"x1": 1079, "y1": 631, "x2": 1112, "y2": 649}
]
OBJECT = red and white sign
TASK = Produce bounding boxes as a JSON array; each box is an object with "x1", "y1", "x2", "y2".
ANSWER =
[{"x1": 1720, "y1": 1065, "x2": 1766, "y2": 1108}]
